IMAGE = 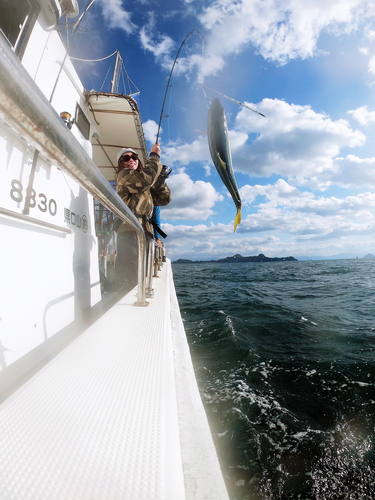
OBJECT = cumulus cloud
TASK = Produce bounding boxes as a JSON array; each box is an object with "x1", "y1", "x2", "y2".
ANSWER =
[
  {"x1": 368, "y1": 55, "x2": 375, "y2": 74},
  {"x1": 328, "y1": 155, "x2": 375, "y2": 188},
  {"x1": 161, "y1": 172, "x2": 223, "y2": 220},
  {"x1": 96, "y1": 0, "x2": 136, "y2": 34},
  {"x1": 139, "y1": 15, "x2": 175, "y2": 71},
  {"x1": 162, "y1": 135, "x2": 209, "y2": 166},
  {"x1": 240, "y1": 179, "x2": 314, "y2": 206},
  {"x1": 135, "y1": 1, "x2": 375, "y2": 81},
  {"x1": 164, "y1": 211, "x2": 375, "y2": 259},
  {"x1": 240, "y1": 179, "x2": 375, "y2": 216},
  {"x1": 348, "y1": 105, "x2": 375, "y2": 125},
  {"x1": 162, "y1": 221, "x2": 285, "y2": 259},
  {"x1": 157, "y1": 98, "x2": 365, "y2": 188},
  {"x1": 233, "y1": 98, "x2": 366, "y2": 187},
  {"x1": 192, "y1": 0, "x2": 375, "y2": 79},
  {"x1": 140, "y1": 28, "x2": 174, "y2": 59},
  {"x1": 235, "y1": 188, "x2": 375, "y2": 251},
  {"x1": 142, "y1": 119, "x2": 160, "y2": 144}
]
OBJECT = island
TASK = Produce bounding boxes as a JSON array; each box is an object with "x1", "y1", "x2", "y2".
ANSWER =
[{"x1": 173, "y1": 253, "x2": 298, "y2": 264}]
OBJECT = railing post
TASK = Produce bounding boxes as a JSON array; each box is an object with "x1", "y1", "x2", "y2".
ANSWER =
[
  {"x1": 134, "y1": 232, "x2": 148, "y2": 306},
  {"x1": 145, "y1": 238, "x2": 154, "y2": 298},
  {"x1": 154, "y1": 244, "x2": 159, "y2": 278}
]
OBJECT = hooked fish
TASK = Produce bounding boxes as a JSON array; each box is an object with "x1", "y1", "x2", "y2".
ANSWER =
[{"x1": 208, "y1": 98, "x2": 242, "y2": 232}]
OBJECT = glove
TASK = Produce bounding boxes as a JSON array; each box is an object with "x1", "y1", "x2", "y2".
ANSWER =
[{"x1": 154, "y1": 165, "x2": 172, "y2": 186}]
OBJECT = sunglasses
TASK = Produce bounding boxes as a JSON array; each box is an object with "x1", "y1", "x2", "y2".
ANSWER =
[{"x1": 121, "y1": 153, "x2": 138, "y2": 162}]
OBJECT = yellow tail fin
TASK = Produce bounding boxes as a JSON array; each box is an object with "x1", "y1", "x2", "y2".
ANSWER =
[{"x1": 234, "y1": 208, "x2": 241, "y2": 232}]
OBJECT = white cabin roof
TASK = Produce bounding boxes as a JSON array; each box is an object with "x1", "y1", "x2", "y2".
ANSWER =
[{"x1": 87, "y1": 92, "x2": 149, "y2": 183}]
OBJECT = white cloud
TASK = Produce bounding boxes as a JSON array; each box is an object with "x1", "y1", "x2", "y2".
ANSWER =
[
  {"x1": 161, "y1": 172, "x2": 223, "y2": 220},
  {"x1": 348, "y1": 105, "x2": 375, "y2": 125},
  {"x1": 359, "y1": 46, "x2": 369, "y2": 55},
  {"x1": 241, "y1": 179, "x2": 375, "y2": 216},
  {"x1": 236, "y1": 189, "x2": 375, "y2": 244},
  {"x1": 164, "y1": 210, "x2": 375, "y2": 259},
  {"x1": 162, "y1": 135, "x2": 209, "y2": 166},
  {"x1": 139, "y1": 15, "x2": 175, "y2": 70},
  {"x1": 193, "y1": 0, "x2": 375, "y2": 79},
  {"x1": 368, "y1": 55, "x2": 375, "y2": 74},
  {"x1": 240, "y1": 179, "x2": 314, "y2": 206},
  {"x1": 96, "y1": 0, "x2": 136, "y2": 34},
  {"x1": 162, "y1": 178, "x2": 375, "y2": 258},
  {"x1": 233, "y1": 98, "x2": 366, "y2": 187},
  {"x1": 365, "y1": 28, "x2": 375, "y2": 40},
  {"x1": 143, "y1": 119, "x2": 160, "y2": 144},
  {"x1": 203, "y1": 164, "x2": 212, "y2": 176},
  {"x1": 134, "y1": 1, "x2": 375, "y2": 81},
  {"x1": 158, "y1": 98, "x2": 366, "y2": 189},
  {"x1": 328, "y1": 155, "x2": 375, "y2": 188},
  {"x1": 140, "y1": 27, "x2": 174, "y2": 58}
]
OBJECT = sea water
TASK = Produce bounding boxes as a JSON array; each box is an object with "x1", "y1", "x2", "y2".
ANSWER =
[{"x1": 172, "y1": 259, "x2": 375, "y2": 500}]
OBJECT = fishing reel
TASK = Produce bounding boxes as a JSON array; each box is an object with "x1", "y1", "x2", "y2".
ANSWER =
[{"x1": 154, "y1": 165, "x2": 172, "y2": 186}]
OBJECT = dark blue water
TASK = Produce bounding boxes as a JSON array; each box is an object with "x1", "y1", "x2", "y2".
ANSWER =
[{"x1": 172, "y1": 259, "x2": 375, "y2": 500}]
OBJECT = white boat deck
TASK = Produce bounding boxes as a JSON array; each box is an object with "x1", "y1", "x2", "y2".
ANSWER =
[{"x1": 0, "y1": 260, "x2": 228, "y2": 500}]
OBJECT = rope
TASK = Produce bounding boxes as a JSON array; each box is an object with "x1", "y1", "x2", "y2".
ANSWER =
[
  {"x1": 100, "y1": 64, "x2": 112, "y2": 92},
  {"x1": 70, "y1": 50, "x2": 118, "y2": 62}
]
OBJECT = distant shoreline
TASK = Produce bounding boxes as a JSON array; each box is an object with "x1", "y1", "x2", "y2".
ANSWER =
[{"x1": 172, "y1": 253, "x2": 298, "y2": 264}]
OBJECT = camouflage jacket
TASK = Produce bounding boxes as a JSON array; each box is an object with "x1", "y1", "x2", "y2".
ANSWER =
[{"x1": 116, "y1": 154, "x2": 171, "y2": 237}]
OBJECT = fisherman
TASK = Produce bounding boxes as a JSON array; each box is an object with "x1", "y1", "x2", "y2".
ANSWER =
[{"x1": 115, "y1": 143, "x2": 171, "y2": 287}]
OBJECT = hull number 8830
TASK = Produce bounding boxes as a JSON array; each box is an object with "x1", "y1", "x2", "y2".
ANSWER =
[{"x1": 10, "y1": 179, "x2": 57, "y2": 216}]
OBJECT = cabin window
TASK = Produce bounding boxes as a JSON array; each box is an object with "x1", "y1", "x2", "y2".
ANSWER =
[
  {"x1": 75, "y1": 104, "x2": 90, "y2": 140},
  {"x1": 0, "y1": 0, "x2": 40, "y2": 58}
]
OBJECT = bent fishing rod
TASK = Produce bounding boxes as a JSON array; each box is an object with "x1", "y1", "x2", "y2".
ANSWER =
[{"x1": 155, "y1": 30, "x2": 204, "y2": 144}]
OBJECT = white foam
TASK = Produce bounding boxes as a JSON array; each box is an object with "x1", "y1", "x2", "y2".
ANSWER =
[{"x1": 354, "y1": 381, "x2": 370, "y2": 387}]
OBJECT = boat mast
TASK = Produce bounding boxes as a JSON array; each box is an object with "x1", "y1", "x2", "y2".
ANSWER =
[{"x1": 110, "y1": 51, "x2": 122, "y2": 94}]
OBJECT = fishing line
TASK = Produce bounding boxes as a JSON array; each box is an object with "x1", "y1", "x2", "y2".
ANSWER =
[
  {"x1": 201, "y1": 84, "x2": 266, "y2": 117},
  {"x1": 201, "y1": 84, "x2": 211, "y2": 108},
  {"x1": 156, "y1": 30, "x2": 205, "y2": 143},
  {"x1": 166, "y1": 75, "x2": 174, "y2": 143}
]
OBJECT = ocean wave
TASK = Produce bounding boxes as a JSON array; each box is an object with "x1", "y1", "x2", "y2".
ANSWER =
[{"x1": 172, "y1": 260, "x2": 375, "y2": 499}]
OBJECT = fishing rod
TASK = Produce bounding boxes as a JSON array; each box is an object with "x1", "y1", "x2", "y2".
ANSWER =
[
  {"x1": 201, "y1": 84, "x2": 266, "y2": 117},
  {"x1": 156, "y1": 30, "x2": 204, "y2": 143}
]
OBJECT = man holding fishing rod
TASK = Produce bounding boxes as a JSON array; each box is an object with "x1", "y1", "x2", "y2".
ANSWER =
[{"x1": 115, "y1": 142, "x2": 171, "y2": 287}]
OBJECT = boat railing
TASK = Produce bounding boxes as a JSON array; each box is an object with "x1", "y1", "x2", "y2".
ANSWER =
[
  {"x1": 153, "y1": 242, "x2": 164, "y2": 278},
  {"x1": 0, "y1": 34, "x2": 150, "y2": 306}
]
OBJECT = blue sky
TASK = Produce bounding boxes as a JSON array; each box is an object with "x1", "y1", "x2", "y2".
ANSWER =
[{"x1": 72, "y1": 0, "x2": 375, "y2": 260}]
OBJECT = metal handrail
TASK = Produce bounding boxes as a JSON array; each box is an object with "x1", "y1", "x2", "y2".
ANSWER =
[
  {"x1": 0, "y1": 35, "x2": 148, "y2": 306},
  {"x1": 146, "y1": 238, "x2": 155, "y2": 297},
  {"x1": 153, "y1": 243, "x2": 163, "y2": 278}
]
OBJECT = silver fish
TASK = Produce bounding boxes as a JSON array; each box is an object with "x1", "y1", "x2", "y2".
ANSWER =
[{"x1": 208, "y1": 98, "x2": 242, "y2": 232}]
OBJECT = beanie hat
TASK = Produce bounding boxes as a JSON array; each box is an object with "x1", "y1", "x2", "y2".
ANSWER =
[{"x1": 117, "y1": 147, "x2": 138, "y2": 162}]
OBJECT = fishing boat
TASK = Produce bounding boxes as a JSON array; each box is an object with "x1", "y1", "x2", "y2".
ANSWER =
[{"x1": 0, "y1": 2, "x2": 228, "y2": 498}]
